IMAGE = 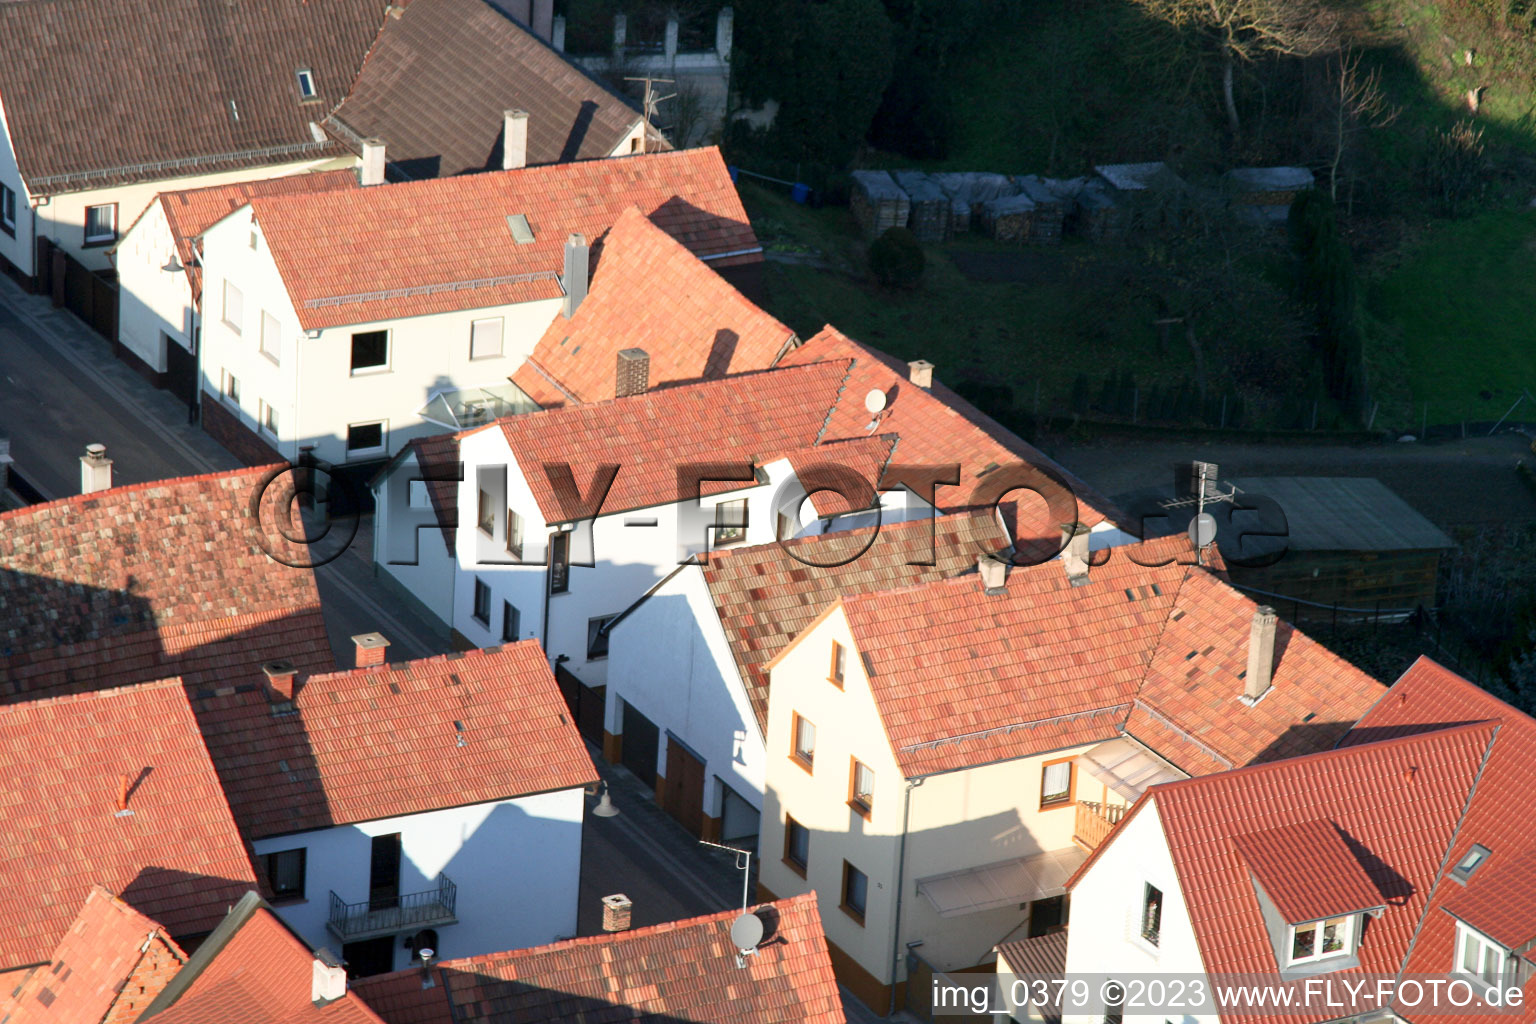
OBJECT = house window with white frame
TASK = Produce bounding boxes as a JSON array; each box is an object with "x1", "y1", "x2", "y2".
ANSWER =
[
  {"x1": 83, "y1": 203, "x2": 116, "y2": 246},
  {"x1": 472, "y1": 577, "x2": 492, "y2": 625},
  {"x1": 587, "y1": 615, "x2": 616, "y2": 659},
  {"x1": 501, "y1": 601, "x2": 520, "y2": 643},
  {"x1": 222, "y1": 370, "x2": 240, "y2": 406},
  {"x1": 470, "y1": 317, "x2": 503, "y2": 360},
  {"x1": 350, "y1": 330, "x2": 389, "y2": 374},
  {"x1": 478, "y1": 488, "x2": 495, "y2": 536},
  {"x1": 259, "y1": 400, "x2": 278, "y2": 436},
  {"x1": 506, "y1": 508, "x2": 524, "y2": 559},
  {"x1": 715, "y1": 499, "x2": 747, "y2": 545},
  {"x1": 296, "y1": 67, "x2": 317, "y2": 100},
  {"x1": 0, "y1": 183, "x2": 16, "y2": 238},
  {"x1": 1288, "y1": 914, "x2": 1355, "y2": 965},
  {"x1": 1456, "y1": 922, "x2": 1508, "y2": 987},
  {"x1": 1141, "y1": 883, "x2": 1163, "y2": 946},
  {"x1": 345, "y1": 421, "x2": 386, "y2": 457},
  {"x1": 222, "y1": 281, "x2": 244, "y2": 333},
  {"x1": 260, "y1": 311, "x2": 282, "y2": 364}
]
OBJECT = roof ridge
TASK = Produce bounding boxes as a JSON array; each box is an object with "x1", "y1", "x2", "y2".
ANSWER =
[
  {"x1": 301, "y1": 638, "x2": 539, "y2": 683},
  {"x1": 0, "y1": 463, "x2": 283, "y2": 522},
  {"x1": 0, "y1": 674, "x2": 186, "y2": 711},
  {"x1": 704, "y1": 506, "x2": 995, "y2": 568}
]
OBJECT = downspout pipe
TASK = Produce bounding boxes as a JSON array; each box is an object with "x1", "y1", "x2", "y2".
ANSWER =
[{"x1": 888, "y1": 775, "x2": 925, "y2": 1016}]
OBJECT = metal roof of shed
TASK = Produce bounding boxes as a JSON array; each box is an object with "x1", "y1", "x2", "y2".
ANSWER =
[{"x1": 1228, "y1": 476, "x2": 1454, "y2": 552}]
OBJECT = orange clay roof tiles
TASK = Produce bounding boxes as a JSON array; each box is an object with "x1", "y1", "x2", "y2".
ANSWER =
[
  {"x1": 248, "y1": 147, "x2": 758, "y2": 330},
  {"x1": 0, "y1": 466, "x2": 333, "y2": 702},
  {"x1": 1229, "y1": 818, "x2": 1388, "y2": 923},
  {"x1": 835, "y1": 535, "x2": 1384, "y2": 777},
  {"x1": 0, "y1": 886, "x2": 186, "y2": 1024},
  {"x1": 510, "y1": 206, "x2": 795, "y2": 408},
  {"x1": 1145, "y1": 722, "x2": 1499, "y2": 1024},
  {"x1": 490, "y1": 360, "x2": 851, "y2": 522},
  {"x1": 780, "y1": 326, "x2": 1127, "y2": 536},
  {"x1": 192, "y1": 641, "x2": 596, "y2": 839},
  {"x1": 774, "y1": 435, "x2": 898, "y2": 516},
  {"x1": 350, "y1": 892, "x2": 844, "y2": 1024},
  {"x1": 151, "y1": 170, "x2": 359, "y2": 307},
  {"x1": 701, "y1": 509, "x2": 1010, "y2": 729},
  {"x1": 146, "y1": 907, "x2": 387, "y2": 1024},
  {"x1": 0, "y1": 679, "x2": 256, "y2": 970}
]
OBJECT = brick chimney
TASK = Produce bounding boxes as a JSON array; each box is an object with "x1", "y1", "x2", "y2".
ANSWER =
[
  {"x1": 616, "y1": 348, "x2": 650, "y2": 398},
  {"x1": 351, "y1": 632, "x2": 390, "y2": 669},
  {"x1": 262, "y1": 659, "x2": 298, "y2": 702},
  {"x1": 360, "y1": 139, "x2": 386, "y2": 186},
  {"x1": 1243, "y1": 606, "x2": 1278, "y2": 702},
  {"x1": 1061, "y1": 523, "x2": 1091, "y2": 586},
  {"x1": 80, "y1": 443, "x2": 113, "y2": 494},
  {"x1": 502, "y1": 110, "x2": 529, "y2": 171},
  {"x1": 977, "y1": 554, "x2": 1007, "y2": 594},
  {"x1": 562, "y1": 233, "x2": 589, "y2": 318},
  {"x1": 907, "y1": 359, "x2": 934, "y2": 389},
  {"x1": 601, "y1": 893, "x2": 633, "y2": 932}
]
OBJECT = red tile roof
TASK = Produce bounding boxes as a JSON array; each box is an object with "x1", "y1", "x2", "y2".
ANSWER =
[
  {"x1": 1229, "y1": 819, "x2": 1387, "y2": 923},
  {"x1": 249, "y1": 147, "x2": 758, "y2": 329},
  {"x1": 329, "y1": 0, "x2": 642, "y2": 178},
  {"x1": 510, "y1": 206, "x2": 795, "y2": 408},
  {"x1": 0, "y1": 679, "x2": 257, "y2": 969},
  {"x1": 0, "y1": 0, "x2": 375, "y2": 191},
  {"x1": 0, "y1": 886, "x2": 186, "y2": 1024},
  {"x1": 1342, "y1": 656, "x2": 1536, "y2": 1015},
  {"x1": 699, "y1": 509, "x2": 1009, "y2": 730},
  {"x1": 488, "y1": 360, "x2": 851, "y2": 523},
  {"x1": 1145, "y1": 723, "x2": 1499, "y2": 1024},
  {"x1": 146, "y1": 905, "x2": 386, "y2": 1024},
  {"x1": 834, "y1": 536, "x2": 1384, "y2": 777},
  {"x1": 780, "y1": 326, "x2": 1126, "y2": 539},
  {"x1": 192, "y1": 641, "x2": 596, "y2": 839},
  {"x1": 776, "y1": 435, "x2": 898, "y2": 516},
  {"x1": 0, "y1": 466, "x2": 333, "y2": 702},
  {"x1": 149, "y1": 170, "x2": 359, "y2": 307},
  {"x1": 350, "y1": 892, "x2": 844, "y2": 1024}
]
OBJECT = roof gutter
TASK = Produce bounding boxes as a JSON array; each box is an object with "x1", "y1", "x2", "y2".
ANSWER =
[{"x1": 698, "y1": 246, "x2": 764, "y2": 262}]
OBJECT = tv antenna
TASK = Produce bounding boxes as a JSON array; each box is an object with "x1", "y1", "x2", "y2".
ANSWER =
[
  {"x1": 624, "y1": 76, "x2": 675, "y2": 155},
  {"x1": 698, "y1": 838, "x2": 753, "y2": 914}
]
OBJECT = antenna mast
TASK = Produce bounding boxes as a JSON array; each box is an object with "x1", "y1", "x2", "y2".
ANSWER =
[
  {"x1": 624, "y1": 75, "x2": 675, "y2": 154},
  {"x1": 698, "y1": 838, "x2": 752, "y2": 912}
]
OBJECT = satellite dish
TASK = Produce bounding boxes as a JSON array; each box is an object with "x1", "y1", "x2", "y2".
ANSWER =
[
  {"x1": 864, "y1": 389, "x2": 887, "y2": 414},
  {"x1": 1189, "y1": 512, "x2": 1218, "y2": 548},
  {"x1": 730, "y1": 911, "x2": 764, "y2": 953}
]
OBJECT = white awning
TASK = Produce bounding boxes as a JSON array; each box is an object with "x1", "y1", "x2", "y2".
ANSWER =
[
  {"x1": 916, "y1": 847, "x2": 1086, "y2": 918},
  {"x1": 1077, "y1": 738, "x2": 1185, "y2": 802}
]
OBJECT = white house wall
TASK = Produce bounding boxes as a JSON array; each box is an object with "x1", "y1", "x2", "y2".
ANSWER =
[
  {"x1": 0, "y1": 97, "x2": 34, "y2": 277},
  {"x1": 1062, "y1": 795, "x2": 1213, "y2": 1024},
  {"x1": 250, "y1": 787, "x2": 585, "y2": 973},
  {"x1": 605, "y1": 564, "x2": 765, "y2": 821},
  {"x1": 116, "y1": 201, "x2": 194, "y2": 373},
  {"x1": 373, "y1": 448, "x2": 457, "y2": 630},
  {"x1": 202, "y1": 204, "x2": 561, "y2": 464}
]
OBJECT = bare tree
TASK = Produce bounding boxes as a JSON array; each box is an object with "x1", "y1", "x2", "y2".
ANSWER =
[
  {"x1": 1326, "y1": 50, "x2": 1398, "y2": 205},
  {"x1": 1126, "y1": 0, "x2": 1341, "y2": 141}
]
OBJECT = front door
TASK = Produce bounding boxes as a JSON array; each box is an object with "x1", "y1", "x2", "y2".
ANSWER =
[
  {"x1": 663, "y1": 737, "x2": 706, "y2": 836},
  {"x1": 369, "y1": 833, "x2": 402, "y2": 911}
]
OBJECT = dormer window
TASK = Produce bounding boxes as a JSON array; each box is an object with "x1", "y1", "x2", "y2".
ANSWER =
[
  {"x1": 1288, "y1": 915, "x2": 1356, "y2": 965},
  {"x1": 1451, "y1": 844, "x2": 1491, "y2": 883},
  {"x1": 1455, "y1": 922, "x2": 1509, "y2": 987},
  {"x1": 296, "y1": 68, "x2": 317, "y2": 100}
]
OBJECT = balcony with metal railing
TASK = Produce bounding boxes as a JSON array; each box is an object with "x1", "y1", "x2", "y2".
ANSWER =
[{"x1": 326, "y1": 873, "x2": 457, "y2": 943}]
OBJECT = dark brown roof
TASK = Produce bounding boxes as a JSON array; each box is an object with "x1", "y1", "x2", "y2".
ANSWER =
[
  {"x1": 0, "y1": 0, "x2": 381, "y2": 192},
  {"x1": 329, "y1": 0, "x2": 641, "y2": 179}
]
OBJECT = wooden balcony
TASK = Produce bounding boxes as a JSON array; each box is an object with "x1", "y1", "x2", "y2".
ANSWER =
[{"x1": 1073, "y1": 801, "x2": 1127, "y2": 851}]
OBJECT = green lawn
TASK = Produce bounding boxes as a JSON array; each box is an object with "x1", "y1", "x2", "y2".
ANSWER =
[{"x1": 1367, "y1": 209, "x2": 1536, "y2": 426}]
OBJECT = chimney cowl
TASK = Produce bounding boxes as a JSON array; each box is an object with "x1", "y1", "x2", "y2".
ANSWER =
[
  {"x1": 907, "y1": 359, "x2": 934, "y2": 389},
  {"x1": 360, "y1": 138, "x2": 386, "y2": 186},
  {"x1": 1242, "y1": 605, "x2": 1278, "y2": 703},
  {"x1": 616, "y1": 348, "x2": 650, "y2": 398},
  {"x1": 503, "y1": 109, "x2": 529, "y2": 171},
  {"x1": 351, "y1": 632, "x2": 390, "y2": 669},
  {"x1": 977, "y1": 554, "x2": 1007, "y2": 594},
  {"x1": 1061, "y1": 522, "x2": 1091, "y2": 585},
  {"x1": 80, "y1": 443, "x2": 114, "y2": 495}
]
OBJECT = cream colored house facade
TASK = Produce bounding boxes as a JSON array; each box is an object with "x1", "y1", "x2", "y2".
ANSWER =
[{"x1": 757, "y1": 600, "x2": 1180, "y2": 1013}]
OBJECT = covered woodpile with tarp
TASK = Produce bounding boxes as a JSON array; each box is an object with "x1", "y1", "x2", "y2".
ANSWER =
[
  {"x1": 1073, "y1": 179, "x2": 1122, "y2": 240},
  {"x1": 931, "y1": 172, "x2": 1019, "y2": 235},
  {"x1": 850, "y1": 170, "x2": 910, "y2": 238},
  {"x1": 1014, "y1": 176, "x2": 1077, "y2": 243},
  {"x1": 1225, "y1": 167, "x2": 1315, "y2": 224},
  {"x1": 892, "y1": 170, "x2": 951, "y2": 242},
  {"x1": 980, "y1": 193, "x2": 1037, "y2": 242}
]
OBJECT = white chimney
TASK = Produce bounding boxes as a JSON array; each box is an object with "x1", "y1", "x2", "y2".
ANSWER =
[
  {"x1": 503, "y1": 110, "x2": 529, "y2": 171},
  {"x1": 80, "y1": 443, "x2": 113, "y2": 494},
  {"x1": 907, "y1": 359, "x2": 934, "y2": 389},
  {"x1": 1061, "y1": 523, "x2": 1091, "y2": 586},
  {"x1": 562, "y1": 233, "x2": 589, "y2": 318},
  {"x1": 360, "y1": 138, "x2": 386, "y2": 186},
  {"x1": 1243, "y1": 605, "x2": 1278, "y2": 702},
  {"x1": 977, "y1": 554, "x2": 1007, "y2": 593},
  {"x1": 311, "y1": 956, "x2": 347, "y2": 1005}
]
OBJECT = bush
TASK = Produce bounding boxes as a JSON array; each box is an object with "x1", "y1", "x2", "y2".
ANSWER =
[{"x1": 867, "y1": 227, "x2": 925, "y2": 288}]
